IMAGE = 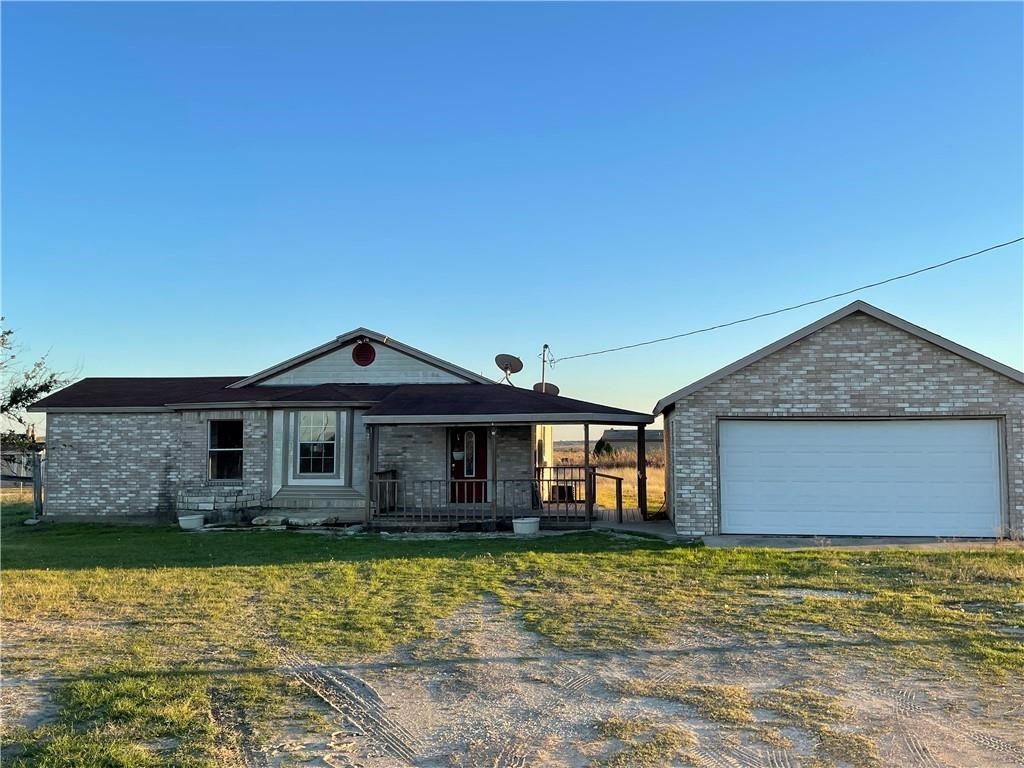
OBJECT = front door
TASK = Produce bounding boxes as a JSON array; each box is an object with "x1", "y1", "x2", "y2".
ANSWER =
[{"x1": 449, "y1": 427, "x2": 488, "y2": 503}]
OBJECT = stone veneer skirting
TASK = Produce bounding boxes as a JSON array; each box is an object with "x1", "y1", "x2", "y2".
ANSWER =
[{"x1": 176, "y1": 484, "x2": 263, "y2": 523}]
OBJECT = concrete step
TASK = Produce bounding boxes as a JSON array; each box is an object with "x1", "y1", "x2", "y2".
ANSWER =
[
  {"x1": 251, "y1": 510, "x2": 364, "y2": 527},
  {"x1": 269, "y1": 487, "x2": 365, "y2": 509}
]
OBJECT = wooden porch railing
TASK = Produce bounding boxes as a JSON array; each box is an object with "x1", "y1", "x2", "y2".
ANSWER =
[{"x1": 367, "y1": 466, "x2": 626, "y2": 528}]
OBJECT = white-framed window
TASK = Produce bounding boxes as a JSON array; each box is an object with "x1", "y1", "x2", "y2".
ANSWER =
[
  {"x1": 209, "y1": 420, "x2": 243, "y2": 480},
  {"x1": 297, "y1": 411, "x2": 337, "y2": 475},
  {"x1": 464, "y1": 430, "x2": 476, "y2": 477}
]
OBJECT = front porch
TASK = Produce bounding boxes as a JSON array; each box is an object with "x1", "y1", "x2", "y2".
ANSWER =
[
  {"x1": 360, "y1": 380, "x2": 656, "y2": 530},
  {"x1": 368, "y1": 465, "x2": 616, "y2": 529}
]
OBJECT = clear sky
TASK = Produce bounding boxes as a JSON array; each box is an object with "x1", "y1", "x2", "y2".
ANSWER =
[{"x1": 3, "y1": 2, "x2": 1022, "y2": 437}]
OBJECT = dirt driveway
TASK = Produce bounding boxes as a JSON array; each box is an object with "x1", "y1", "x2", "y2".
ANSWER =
[{"x1": 213, "y1": 600, "x2": 1024, "y2": 768}]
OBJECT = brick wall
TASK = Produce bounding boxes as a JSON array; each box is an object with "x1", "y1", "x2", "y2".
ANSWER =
[
  {"x1": 496, "y1": 426, "x2": 534, "y2": 480},
  {"x1": 372, "y1": 424, "x2": 534, "y2": 508},
  {"x1": 44, "y1": 409, "x2": 269, "y2": 521},
  {"x1": 664, "y1": 313, "x2": 1024, "y2": 537}
]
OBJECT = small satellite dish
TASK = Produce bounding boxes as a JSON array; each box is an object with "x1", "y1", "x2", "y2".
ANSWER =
[
  {"x1": 495, "y1": 354, "x2": 523, "y2": 375},
  {"x1": 533, "y1": 382, "x2": 560, "y2": 396}
]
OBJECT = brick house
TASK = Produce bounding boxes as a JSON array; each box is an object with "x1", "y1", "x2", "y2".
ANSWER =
[
  {"x1": 30, "y1": 329, "x2": 651, "y2": 526},
  {"x1": 655, "y1": 301, "x2": 1024, "y2": 538}
]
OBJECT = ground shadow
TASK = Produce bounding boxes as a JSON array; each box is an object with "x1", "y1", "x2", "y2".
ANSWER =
[{"x1": 1, "y1": 503, "x2": 685, "y2": 571}]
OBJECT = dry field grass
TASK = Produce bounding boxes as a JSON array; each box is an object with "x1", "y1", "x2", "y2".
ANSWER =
[
  {"x1": 554, "y1": 446, "x2": 667, "y2": 512},
  {"x1": 0, "y1": 487, "x2": 35, "y2": 504},
  {"x1": 3, "y1": 500, "x2": 1022, "y2": 767}
]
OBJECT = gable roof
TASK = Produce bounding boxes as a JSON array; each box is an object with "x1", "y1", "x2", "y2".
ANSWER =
[
  {"x1": 363, "y1": 384, "x2": 652, "y2": 425},
  {"x1": 653, "y1": 300, "x2": 1024, "y2": 415},
  {"x1": 227, "y1": 328, "x2": 494, "y2": 388}
]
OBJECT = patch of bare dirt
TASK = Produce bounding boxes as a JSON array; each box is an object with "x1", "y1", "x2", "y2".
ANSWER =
[
  {"x1": 6, "y1": 606, "x2": 1022, "y2": 768},
  {"x1": 252, "y1": 600, "x2": 1024, "y2": 768}
]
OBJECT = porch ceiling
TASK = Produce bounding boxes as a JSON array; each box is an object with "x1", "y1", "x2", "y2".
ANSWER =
[{"x1": 361, "y1": 384, "x2": 652, "y2": 426}]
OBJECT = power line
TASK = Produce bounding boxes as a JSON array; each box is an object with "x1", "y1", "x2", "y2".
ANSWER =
[{"x1": 553, "y1": 236, "x2": 1024, "y2": 363}]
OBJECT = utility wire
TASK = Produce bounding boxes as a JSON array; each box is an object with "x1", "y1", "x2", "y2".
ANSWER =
[{"x1": 553, "y1": 236, "x2": 1023, "y2": 363}]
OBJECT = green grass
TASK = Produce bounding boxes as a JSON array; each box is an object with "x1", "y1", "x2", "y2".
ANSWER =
[
  {"x1": 593, "y1": 717, "x2": 696, "y2": 767},
  {"x1": 611, "y1": 680, "x2": 757, "y2": 725},
  {"x1": 758, "y1": 687, "x2": 879, "y2": 767},
  {"x1": 2, "y1": 501, "x2": 1022, "y2": 766}
]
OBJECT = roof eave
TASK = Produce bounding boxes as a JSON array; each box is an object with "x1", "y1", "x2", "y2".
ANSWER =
[
  {"x1": 227, "y1": 329, "x2": 495, "y2": 388},
  {"x1": 362, "y1": 412, "x2": 654, "y2": 426},
  {"x1": 653, "y1": 300, "x2": 1024, "y2": 414},
  {"x1": 28, "y1": 406, "x2": 174, "y2": 413}
]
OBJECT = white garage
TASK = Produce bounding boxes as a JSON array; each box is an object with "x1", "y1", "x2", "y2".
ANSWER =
[
  {"x1": 718, "y1": 419, "x2": 1002, "y2": 537},
  {"x1": 654, "y1": 301, "x2": 1024, "y2": 538}
]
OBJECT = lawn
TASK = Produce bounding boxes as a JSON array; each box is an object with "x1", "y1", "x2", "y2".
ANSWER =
[{"x1": 2, "y1": 501, "x2": 1022, "y2": 767}]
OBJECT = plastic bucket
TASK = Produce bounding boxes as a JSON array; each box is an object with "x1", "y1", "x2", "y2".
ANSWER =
[
  {"x1": 177, "y1": 514, "x2": 205, "y2": 531},
  {"x1": 512, "y1": 517, "x2": 540, "y2": 535}
]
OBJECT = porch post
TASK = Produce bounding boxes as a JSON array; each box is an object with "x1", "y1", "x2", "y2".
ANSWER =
[
  {"x1": 489, "y1": 426, "x2": 498, "y2": 523},
  {"x1": 583, "y1": 423, "x2": 593, "y2": 525},
  {"x1": 637, "y1": 425, "x2": 648, "y2": 519},
  {"x1": 364, "y1": 424, "x2": 377, "y2": 525}
]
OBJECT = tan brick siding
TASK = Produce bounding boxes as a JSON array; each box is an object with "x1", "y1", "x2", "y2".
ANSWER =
[
  {"x1": 665, "y1": 314, "x2": 1024, "y2": 537},
  {"x1": 44, "y1": 409, "x2": 269, "y2": 520}
]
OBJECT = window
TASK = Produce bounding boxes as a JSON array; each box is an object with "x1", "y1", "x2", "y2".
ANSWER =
[
  {"x1": 464, "y1": 430, "x2": 476, "y2": 477},
  {"x1": 209, "y1": 420, "x2": 243, "y2": 480},
  {"x1": 298, "y1": 411, "x2": 336, "y2": 475}
]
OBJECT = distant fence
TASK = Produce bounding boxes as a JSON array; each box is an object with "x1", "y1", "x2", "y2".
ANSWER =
[{"x1": 1, "y1": 451, "x2": 45, "y2": 516}]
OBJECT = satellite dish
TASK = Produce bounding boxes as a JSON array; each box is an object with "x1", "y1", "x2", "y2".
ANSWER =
[
  {"x1": 495, "y1": 354, "x2": 523, "y2": 375},
  {"x1": 533, "y1": 382, "x2": 560, "y2": 396}
]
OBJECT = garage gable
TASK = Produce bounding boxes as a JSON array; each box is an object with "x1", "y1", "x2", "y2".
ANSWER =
[{"x1": 655, "y1": 301, "x2": 1024, "y2": 415}]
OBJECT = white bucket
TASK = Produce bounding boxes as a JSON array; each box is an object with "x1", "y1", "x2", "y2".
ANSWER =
[
  {"x1": 512, "y1": 517, "x2": 540, "y2": 535},
  {"x1": 177, "y1": 514, "x2": 205, "y2": 531}
]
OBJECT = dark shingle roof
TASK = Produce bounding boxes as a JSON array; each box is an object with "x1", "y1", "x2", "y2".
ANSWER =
[
  {"x1": 363, "y1": 384, "x2": 651, "y2": 424},
  {"x1": 30, "y1": 379, "x2": 650, "y2": 425},
  {"x1": 29, "y1": 379, "x2": 401, "y2": 410},
  {"x1": 600, "y1": 429, "x2": 664, "y2": 443},
  {"x1": 29, "y1": 377, "x2": 244, "y2": 410},
  {"x1": 170, "y1": 383, "x2": 402, "y2": 405}
]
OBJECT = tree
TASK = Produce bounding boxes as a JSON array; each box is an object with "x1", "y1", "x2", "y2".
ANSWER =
[{"x1": 1, "y1": 319, "x2": 71, "y2": 451}]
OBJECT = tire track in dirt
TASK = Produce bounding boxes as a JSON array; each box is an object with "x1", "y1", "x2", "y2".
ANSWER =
[
  {"x1": 762, "y1": 748, "x2": 798, "y2": 768},
  {"x1": 552, "y1": 662, "x2": 596, "y2": 694},
  {"x1": 876, "y1": 687, "x2": 1024, "y2": 767},
  {"x1": 729, "y1": 742, "x2": 799, "y2": 768},
  {"x1": 210, "y1": 691, "x2": 270, "y2": 768},
  {"x1": 243, "y1": 593, "x2": 422, "y2": 767},
  {"x1": 489, "y1": 737, "x2": 530, "y2": 768},
  {"x1": 902, "y1": 732, "x2": 944, "y2": 768},
  {"x1": 691, "y1": 748, "x2": 748, "y2": 768},
  {"x1": 273, "y1": 642, "x2": 422, "y2": 765}
]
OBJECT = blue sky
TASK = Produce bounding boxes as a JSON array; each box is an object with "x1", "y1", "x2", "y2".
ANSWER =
[{"x1": 3, "y1": 2, "x2": 1022, "y2": 432}]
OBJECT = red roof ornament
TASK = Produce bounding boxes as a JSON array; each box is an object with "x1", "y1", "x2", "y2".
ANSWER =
[{"x1": 352, "y1": 341, "x2": 376, "y2": 367}]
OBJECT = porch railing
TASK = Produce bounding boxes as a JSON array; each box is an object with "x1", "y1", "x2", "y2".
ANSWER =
[{"x1": 367, "y1": 466, "x2": 624, "y2": 528}]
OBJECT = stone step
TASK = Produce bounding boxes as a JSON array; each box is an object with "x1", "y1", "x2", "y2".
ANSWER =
[
  {"x1": 251, "y1": 510, "x2": 364, "y2": 527},
  {"x1": 269, "y1": 488, "x2": 365, "y2": 509}
]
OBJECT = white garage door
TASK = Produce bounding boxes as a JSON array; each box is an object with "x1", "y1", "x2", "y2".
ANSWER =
[{"x1": 719, "y1": 419, "x2": 1002, "y2": 536}]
